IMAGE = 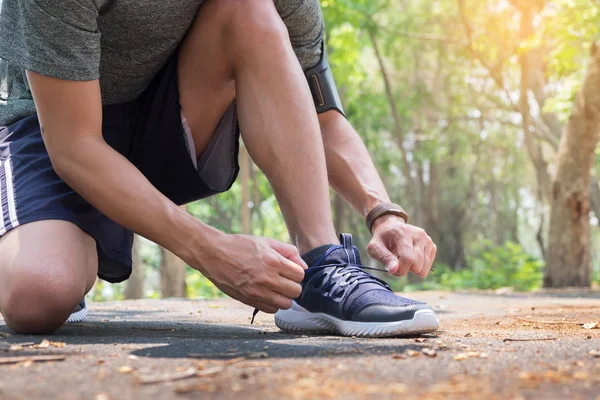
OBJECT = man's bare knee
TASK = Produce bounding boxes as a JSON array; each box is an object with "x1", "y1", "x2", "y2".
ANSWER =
[{"x1": 2, "y1": 266, "x2": 85, "y2": 334}]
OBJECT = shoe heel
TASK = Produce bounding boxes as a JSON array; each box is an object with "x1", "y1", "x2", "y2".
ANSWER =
[{"x1": 274, "y1": 302, "x2": 330, "y2": 333}]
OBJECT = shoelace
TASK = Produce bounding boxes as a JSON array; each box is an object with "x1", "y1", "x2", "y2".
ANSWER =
[{"x1": 250, "y1": 264, "x2": 389, "y2": 324}]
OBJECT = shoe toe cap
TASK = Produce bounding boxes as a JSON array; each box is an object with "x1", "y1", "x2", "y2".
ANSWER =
[{"x1": 352, "y1": 302, "x2": 433, "y2": 323}]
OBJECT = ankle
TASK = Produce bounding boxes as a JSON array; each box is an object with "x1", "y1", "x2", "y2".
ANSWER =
[
  {"x1": 301, "y1": 244, "x2": 336, "y2": 267},
  {"x1": 295, "y1": 234, "x2": 338, "y2": 255}
]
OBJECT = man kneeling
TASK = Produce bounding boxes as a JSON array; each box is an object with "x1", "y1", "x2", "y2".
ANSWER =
[{"x1": 0, "y1": 0, "x2": 438, "y2": 336}]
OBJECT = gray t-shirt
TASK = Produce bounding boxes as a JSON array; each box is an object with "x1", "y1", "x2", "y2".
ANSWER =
[{"x1": 0, "y1": 0, "x2": 324, "y2": 127}]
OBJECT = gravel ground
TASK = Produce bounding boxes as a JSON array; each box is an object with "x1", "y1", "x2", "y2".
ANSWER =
[{"x1": 0, "y1": 290, "x2": 599, "y2": 400}]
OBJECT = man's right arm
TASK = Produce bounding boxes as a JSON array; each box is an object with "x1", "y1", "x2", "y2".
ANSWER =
[
  {"x1": 27, "y1": 72, "x2": 207, "y2": 264},
  {"x1": 27, "y1": 72, "x2": 305, "y2": 313}
]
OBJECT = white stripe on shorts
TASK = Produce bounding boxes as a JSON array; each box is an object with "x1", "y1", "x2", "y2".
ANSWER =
[
  {"x1": 0, "y1": 159, "x2": 5, "y2": 235},
  {"x1": 4, "y1": 158, "x2": 19, "y2": 230}
]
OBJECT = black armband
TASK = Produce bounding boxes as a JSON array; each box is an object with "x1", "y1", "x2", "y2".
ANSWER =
[{"x1": 304, "y1": 44, "x2": 346, "y2": 117}]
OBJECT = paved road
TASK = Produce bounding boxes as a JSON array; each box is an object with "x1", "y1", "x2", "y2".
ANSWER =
[{"x1": 0, "y1": 290, "x2": 599, "y2": 400}]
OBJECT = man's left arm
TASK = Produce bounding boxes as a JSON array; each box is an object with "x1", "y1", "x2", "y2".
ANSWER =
[
  {"x1": 275, "y1": 0, "x2": 436, "y2": 276},
  {"x1": 318, "y1": 110, "x2": 437, "y2": 278}
]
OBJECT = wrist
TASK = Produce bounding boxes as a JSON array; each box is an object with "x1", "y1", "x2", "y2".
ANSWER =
[
  {"x1": 163, "y1": 206, "x2": 225, "y2": 272},
  {"x1": 370, "y1": 213, "x2": 405, "y2": 232},
  {"x1": 366, "y1": 202, "x2": 409, "y2": 233}
]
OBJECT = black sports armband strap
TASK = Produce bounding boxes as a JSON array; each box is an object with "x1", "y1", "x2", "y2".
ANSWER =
[{"x1": 304, "y1": 44, "x2": 346, "y2": 117}]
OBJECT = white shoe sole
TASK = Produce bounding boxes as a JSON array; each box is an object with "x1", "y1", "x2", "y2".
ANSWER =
[
  {"x1": 275, "y1": 301, "x2": 439, "y2": 338},
  {"x1": 66, "y1": 306, "x2": 88, "y2": 323}
]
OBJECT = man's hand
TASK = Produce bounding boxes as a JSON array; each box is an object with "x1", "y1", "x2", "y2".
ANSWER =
[
  {"x1": 366, "y1": 215, "x2": 437, "y2": 277},
  {"x1": 199, "y1": 234, "x2": 307, "y2": 314}
]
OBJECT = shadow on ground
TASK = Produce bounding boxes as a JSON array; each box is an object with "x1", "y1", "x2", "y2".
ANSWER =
[{"x1": 0, "y1": 317, "x2": 437, "y2": 360}]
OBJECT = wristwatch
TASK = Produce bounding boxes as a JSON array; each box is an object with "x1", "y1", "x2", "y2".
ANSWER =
[{"x1": 366, "y1": 203, "x2": 408, "y2": 233}]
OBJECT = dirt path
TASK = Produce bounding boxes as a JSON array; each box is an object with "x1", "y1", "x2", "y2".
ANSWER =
[{"x1": 0, "y1": 291, "x2": 599, "y2": 400}]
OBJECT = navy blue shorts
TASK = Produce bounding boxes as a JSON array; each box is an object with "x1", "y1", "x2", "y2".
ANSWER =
[{"x1": 0, "y1": 53, "x2": 240, "y2": 283}]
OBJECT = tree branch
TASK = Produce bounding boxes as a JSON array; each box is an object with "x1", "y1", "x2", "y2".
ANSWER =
[{"x1": 367, "y1": 29, "x2": 416, "y2": 187}]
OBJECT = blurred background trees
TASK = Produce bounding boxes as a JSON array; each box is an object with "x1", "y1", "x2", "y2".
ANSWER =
[{"x1": 94, "y1": 0, "x2": 600, "y2": 301}]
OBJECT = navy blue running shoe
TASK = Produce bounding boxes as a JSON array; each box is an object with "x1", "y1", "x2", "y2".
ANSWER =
[{"x1": 275, "y1": 234, "x2": 439, "y2": 337}]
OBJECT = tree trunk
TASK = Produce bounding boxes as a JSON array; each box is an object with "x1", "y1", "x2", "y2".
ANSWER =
[
  {"x1": 545, "y1": 43, "x2": 600, "y2": 288},
  {"x1": 240, "y1": 145, "x2": 252, "y2": 235},
  {"x1": 333, "y1": 193, "x2": 347, "y2": 235},
  {"x1": 124, "y1": 235, "x2": 144, "y2": 300},
  {"x1": 249, "y1": 160, "x2": 265, "y2": 235},
  {"x1": 160, "y1": 247, "x2": 188, "y2": 298},
  {"x1": 519, "y1": 7, "x2": 552, "y2": 204},
  {"x1": 160, "y1": 206, "x2": 188, "y2": 298},
  {"x1": 367, "y1": 30, "x2": 418, "y2": 204}
]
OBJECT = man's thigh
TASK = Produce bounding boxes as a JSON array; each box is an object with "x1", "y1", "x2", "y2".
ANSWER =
[
  {"x1": 0, "y1": 220, "x2": 98, "y2": 309},
  {"x1": 178, "y1": 0, "x2": 237, "y2": 158}
]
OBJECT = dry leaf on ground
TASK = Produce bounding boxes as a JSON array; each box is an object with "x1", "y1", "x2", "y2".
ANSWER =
[
  {"x1": 573, "y1": 371, "x2": 590, "y2": 380},
  {"x1": 406, "y1": 350, "x2": 420, "y2": 357},
  {"x1": 49, "y1": 341, "x2": 66, "y2": 348},
  {"x1": 422, "y1": 348, "x2": 437, "y2": 358},
  {"x1": 583, "y1": 322, "x2": 599, "y2": 330},
  {"x1": 118, "y1": 366, "x2": 134, "y2": 374},
  {"x1": 453, "y1": 351, "x2": 488, "y2": 361},
  {"x1": 175, "y1": 383, "x2": 216, "y2": 394},
  {"x1": 35, "y1": 340, "x2": 50, "y2": 349},
  {"x1": 196, "y1": 366, "x2": 224, "y2": 377},
  {"x1": 0, "y1": 355, "x2": 66, "y2": 365},
  {"x1": 503, "y1": 337, "x2": 557, "y2": 342},
  {"x1": 136, "y1": 367, "x2": 198, "y2": 384},
  {"x1": 589, "y1": 349, "x2": 600, "y2": 357}
]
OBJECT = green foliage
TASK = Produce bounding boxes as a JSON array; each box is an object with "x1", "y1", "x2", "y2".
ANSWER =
[
  {"x1": 186, "y1": 273, "x2": 225, "y2": 299},
  {"x1": 538, "y1": 0, "x2": 600, "y2": 121},
  {"x1": 391, "y1": 241, "x2": 544, "y2": 292},
  {"x1": 90, "y1": 280, "x2": 126, "y2": 302}
]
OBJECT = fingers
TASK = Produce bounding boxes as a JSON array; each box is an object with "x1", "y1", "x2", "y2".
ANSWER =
[
  {"x1": 246, "y1": 281, "x2": 295, "y2": 312},
  {"x1": 266, "y1": 238, "x2": 307, "y2": 269},
  {"x1": 252, "y1": 300, "x2": 280, "y2": 314},
  {"x1": 264, "y1": 291, "x2": 293, "y2": 311},
  {"x1": 410, "y1": 232, "x2": 437, "y2": 278},
  {"x1": 275, "y1": 254, "x2": 305, "y2": 283},
  {"x1": 367, "y1": 239, "x2": 400, "y2": 273},
  {"x1": 423, "y1": 241, "x2": 433, "y2": 275},
  {"x1": 430, "y1": 242, "x2": 438, "y2": 264},
  {"x1": 275, "y1": 275, "x2": 303, "y2": 299},
  {"x1": 410, "y1": 241, "x2": 425, "y2": 276},
  {"x1": 211, "y1": 235, "x2": 305, "y2": 315},
  {"x1": 248, "y1": 286, "x2": 295, "y2": 314},
  {"x1": 395, "y1": 240, "x2": 415, "y2": 276},
  {"x1": 258, "y1": 250, "x2": 303, "y2": 306}
]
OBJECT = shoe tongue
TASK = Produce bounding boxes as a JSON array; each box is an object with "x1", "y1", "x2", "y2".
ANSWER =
[{"x1": 315, "y1": 233, "x2": 361, "y2": 266}]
